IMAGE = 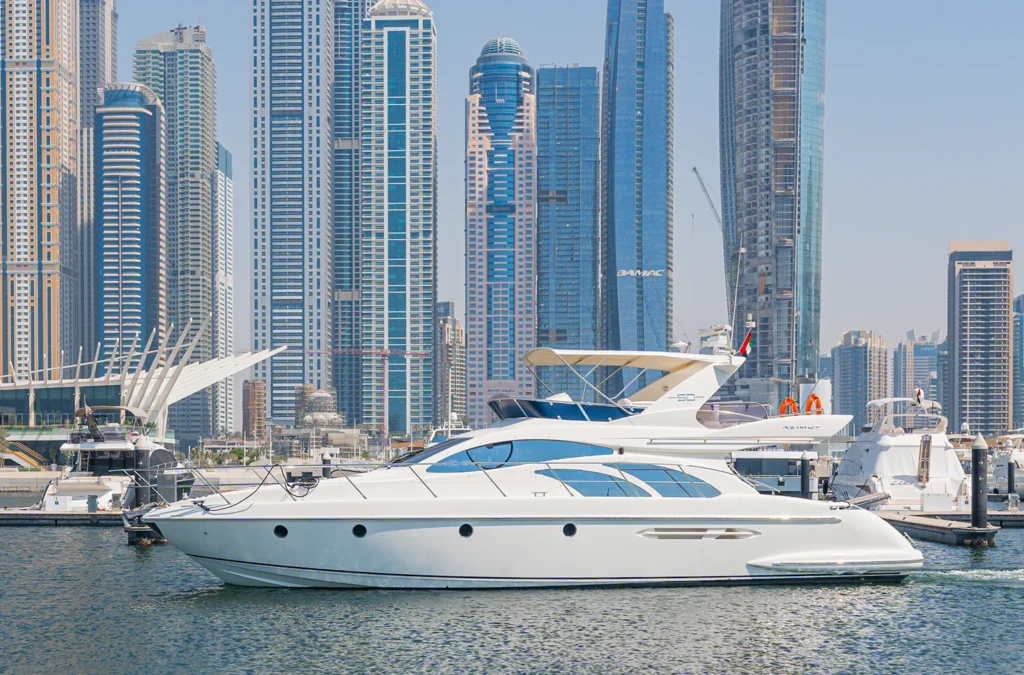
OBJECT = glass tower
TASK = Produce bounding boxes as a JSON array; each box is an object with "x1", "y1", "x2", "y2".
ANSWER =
[
  {"x1": 1, "y1": 0, "x2": 80, "y2": 380},
  {"x1": 600, "y1": 0, "x2": 675, "y2": 397},
  {"x1": 536, "y1": 65, "x2": 600, "y2": 402},
  {"x1": 94, "y1": 84, "x2": 168, "y2": 365},
  {"x1": 719, "y1": 0, "x2": 826, "y2": 409},
  {"x1": 212, "y1": 143, "x2": 235, "y2": 434},
  {"x1": 78, "y1": 0, "x2": 119, "y2": 353},
  {"x1": 135, "y1": 25, "x2": 217, "y2": 445},
  {"x1": 252, "y1": 0, "x2": 335, "y2": 425},
  {"x1": 333, "y1": 0, "x2": 373, "y2": 427},
  {"x1": 360, "y1": 0, "x2": 437, "y2": 438},
  {"x1": 465, "y1": 37, "x2": 537, "y2": 429}
]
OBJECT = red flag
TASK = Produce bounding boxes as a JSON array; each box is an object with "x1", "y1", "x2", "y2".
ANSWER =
[{"x1": 739, "y1": 329, "x2": 753, "y2": 356}]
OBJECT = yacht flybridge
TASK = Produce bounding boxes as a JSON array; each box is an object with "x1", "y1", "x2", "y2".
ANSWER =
[{"x1": 146, "y1": 348, "x2": 922, "y2": 588}]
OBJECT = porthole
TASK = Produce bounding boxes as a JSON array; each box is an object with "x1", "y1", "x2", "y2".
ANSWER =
[
  {"x1": 273, "y1": 525, "x2": 288, "y2": 538},
  {"x1": 352, "y1": 524, "x2": 367, "y2": 538},
  {"x1": 459, "y1": 523, "x2": 473, "y2": 538},
  {"x1": 617, "y1": 447, "x2": 625, "y2": 455},
  {"x1": 563, "y1": 523, "x2": 577, "y2": 537}
]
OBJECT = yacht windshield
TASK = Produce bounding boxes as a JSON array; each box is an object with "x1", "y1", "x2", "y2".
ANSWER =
[{"x1": 391, "y1": 437, "x2": 467, "y2": 465}]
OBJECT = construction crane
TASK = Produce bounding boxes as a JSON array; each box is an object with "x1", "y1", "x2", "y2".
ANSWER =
[
  {"x1": 692, "y1": 166, "x2": 724, "y2": 233},
  {"x1": 334, "y1": 347, "x2": 429, "y2": 448},
  {"x1": 692, "y1": 166, "x2": 745, "y2": 340}
]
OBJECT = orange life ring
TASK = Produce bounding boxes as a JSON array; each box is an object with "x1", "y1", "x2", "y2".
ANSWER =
[
  {"x1": 805, "y1": 393, "x2": 824, "y2": 415},
  {"x1": 779, "y1": 397, "x2": 799, "y2": 416}
]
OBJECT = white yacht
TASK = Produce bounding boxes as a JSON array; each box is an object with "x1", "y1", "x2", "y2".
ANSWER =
[
  {"x1": 831, "y1": 399, "x2": 970, "y2": 511},
  {"x1": 146, "y1": 349, "x2": 923, "y2": 588},
  {"x1": 27, "y1": 406, "x2": 191, "y2": 513},
  {"x1": 992, "y1": 434, "x2": 1024, "y2": 498}
]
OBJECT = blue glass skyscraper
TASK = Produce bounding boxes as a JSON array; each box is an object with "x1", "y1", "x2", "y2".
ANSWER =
[
  {"x1": 464, "y1": 38, "x2": 537, "y2": 428},
  {"x1": 360, "y1": 0, "x2": 437, "y2": 438},
  {"x1": 719, "y1": 0, "x2": 826, "y2": 409},
  {"x1": 94, "y1": 84, "x2": 167, "y2": 363},
  {"x1": 333, "y1": 0, "x2": 372, "y2": 427},
  {"x1": 600, "y1": 0, "x2": 675, "y2": 396},
  {"x1": 252, "y1": 0, "x2": 335, "y2": 425},
  {"x1": 536, "y1": 65, "x2": 600, "y2": 402}
]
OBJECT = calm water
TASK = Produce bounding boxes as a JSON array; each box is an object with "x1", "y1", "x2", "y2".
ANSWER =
[{"x1": 1, "y1": 498, "x2": 1022, "y2": 673}]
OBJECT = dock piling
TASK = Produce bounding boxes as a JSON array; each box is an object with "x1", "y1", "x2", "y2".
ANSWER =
[
  {"x1": 972, "y1": 434, "x2": 988, "y2": 530},
  {"x1": 1008, "y1": 459, "x2": 1016, "y2": 497}
]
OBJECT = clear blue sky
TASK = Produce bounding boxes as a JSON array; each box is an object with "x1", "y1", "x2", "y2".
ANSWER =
[{"x1": 117, "y1": 0, "x2": 1024, "y2": 355}]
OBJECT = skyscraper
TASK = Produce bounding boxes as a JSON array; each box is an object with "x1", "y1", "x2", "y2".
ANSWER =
[
  {"x1": 1, "y1": 0, "x2": 79, "y2": 379},
  {"x1": 719, "y1": 0, "x2": 827, "y2": 409},
  {"x1": 600, "y1": 0, "x2": 674, "y2": 396},
  {"x1": 360, "y1": 0, "x2": 436, "y2": 438},
  {"x1": 135, "y1": 25, "x2": 217, "y2": 446},
  {"x1": 212, "y1": 143, "x2": 235, "y2": 435},
  {"x1": 333, "y1": 0, "x2": 373, "y2": 427},
  {"x1": 78, "y1": 0, "x2": 119, "y2": 352},
  {"x1": 252, "y1": 1, "x2": 334, "y2": 425},
  {"x1": 536, "y1": 65, "x2": 600, "y2": 402},
  {"x1": 1015, "y1": 294, "x2": 1024, "y2": 430},
  {"x1": 465, "y1": 37, "x2": 537, "y2": 428},
  {"x1": 892, "y1": 332, "x2": 940, "y2": 402},
  {"x1": 832, "y1": 330, "x2": 889, "y2": 435},
  {"x1": 434, "y1": 301, "x2": 467, "y2": 426},
  {"x1": 94, "y1": 84, "x2": 168, "y2": 362},
  {"x1": 947, "y1": 242, "x2": 1013, "y2": 435}
]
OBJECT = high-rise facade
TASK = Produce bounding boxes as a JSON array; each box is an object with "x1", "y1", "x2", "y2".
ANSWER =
[
  {"x1": 535, "y1": 65, "x2": 600, "y2": 402},
  {"x1": 719, "y1": 0, "x2": 827, "y2": 409},
  {"x1": 252, "y1": 1, "x2": 334, "y2": 425},
  {"x1": 1014, "y1": 295, "x2": 1024, "y2": 430},
  {"x1": 242, "y1": 379, "x2": 267, "y2": 440},
  {"x1": 947, "y1": 242, "x2": 1013, "y2": 435},
  {"x1": 832, "y1": 330, "x2": 889, "y2": 435},
  {"x1": 78, "y1": 0, "x2": 118, "y2": 352},
  {"x1": 333, "y1": 0, "x2": 373, "y2": 427},
  {"x1": 434, "y1": 301, "x2": 466, "y2": 426},
  {"x1": 212, "y1": 143, "x2": 235, "y2": 435},
  {"x1": 94, "y1": 84, "x2": 168, "y2": 363},
  {"x1": 465, "y1": 37, "x2": 536, "y2": 428},
  {"x1": 1, "y1": 0, "x2": 79, "y2": 379},
  {"x1": 600, "y1": 0, "x2": 674, "y2": 397},
  {"x1": 893, "y1": 332, "x2": 939, "y2": 401},
  {"x1": 360, "y1": 0, "x2": 436, "y2": 438},
  {"x1": 134, "y1": 25, "x2": 217, "y2": 445}
]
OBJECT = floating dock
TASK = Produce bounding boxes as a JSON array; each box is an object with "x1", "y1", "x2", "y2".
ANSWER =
[
  {"x1": 878, "y1": 511, "x2": 1001, "y2": 546},
  {"x1": 0, "y1": 509, "x2": 122, "y2": 526}
]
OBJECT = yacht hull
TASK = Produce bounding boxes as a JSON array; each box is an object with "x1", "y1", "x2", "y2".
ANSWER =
[{"x1": 149, "y1": 505, "x2": 922, "y2": 589}]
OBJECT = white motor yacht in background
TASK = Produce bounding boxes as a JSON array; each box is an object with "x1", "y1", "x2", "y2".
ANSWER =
[
  {"x1": 992, "y1": 434, "x2": 1024, "y2": 498},
  {"x1": 25, "y1": 406, "x2": 192, "y2": 513},
  {"x1": 831, "y1": 398, "x2": 970, "y2": 511},
  {"x1": 147, "y1": 345, "x2": 922, "y2": 589}
]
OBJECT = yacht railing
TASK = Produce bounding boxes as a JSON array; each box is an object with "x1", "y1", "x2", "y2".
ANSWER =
[{"x1": 129, "y1": 460, "x2": 770, "y2": 506}]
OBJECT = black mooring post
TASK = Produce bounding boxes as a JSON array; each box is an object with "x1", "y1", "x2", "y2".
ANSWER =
[
  {"x1": 1008, "y1": 458, "x2": 1016, "y2": 497},
  {"x1": 322, "y1": 454, "x2": 331, "y2": 479},
  {"x1": 971, "y1": 434, "x2": 988, "y2": 529},
  {"x1": 800, "y1": 452, "x2": 811, "y2": 499}
]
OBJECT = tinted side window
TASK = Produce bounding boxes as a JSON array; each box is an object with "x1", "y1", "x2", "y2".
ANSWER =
[
  {"x1": 511, "y1": 440, "x2": 614, "y2": 464},
  {"x1": 614, "y1": 464, "x2": 720, "y2": 498},
  {"x1": 426, "y1": 450, "x2": 479, "y2": 473},
  {"x1": 467, "y1": 442, "x2": 512, "y2": 469},
  {"x1": 536, "y1": 468, "x2": 650, "y2": 497}
]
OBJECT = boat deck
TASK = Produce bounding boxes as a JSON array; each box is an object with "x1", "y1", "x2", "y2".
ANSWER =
[
  {"x1": 878, "y1": 511, "x2": 1002, "y2": 547},
  {"x1": 0, "y1": 510, "x2": 122, "y2": 526}
]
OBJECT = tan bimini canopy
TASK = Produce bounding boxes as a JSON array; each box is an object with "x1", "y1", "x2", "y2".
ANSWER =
[{"x1": 523, "y1": 348, "x2": 742, "y2": 404}]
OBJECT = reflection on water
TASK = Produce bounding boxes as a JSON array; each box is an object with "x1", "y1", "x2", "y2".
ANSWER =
[{"x1": 1, "y1": 527, "x2": 1022, "y2": 673}]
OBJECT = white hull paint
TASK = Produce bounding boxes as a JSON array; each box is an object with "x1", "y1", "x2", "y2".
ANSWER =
[{"x1": 151, "y1": 496, "x2": 920, "y2": 589}]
